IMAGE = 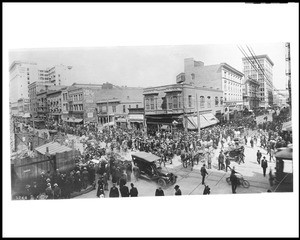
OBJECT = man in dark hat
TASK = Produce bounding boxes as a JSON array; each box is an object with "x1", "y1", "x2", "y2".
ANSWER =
[
  {"x1": 174, "y1": 185, "x2": 182, "y2": 195},
  {"x1": 129, "y1": 183, "x2": 138, "y2": 197},
  {"x1": 261, "y1": 156, "x2": 268, "y2": 177},
  {"x1": 155, "y1": 187, "x2": 164, "y2": 196},
  {"x1": 109, "y1": 183, "x2": 120, "y2": 198},
  {"x1": 218, "y1": 150, "x2": 225, "y2": 170},
  {"x1": 200, "y1": 164, "x2": 208, "y2": 185},
  {"x1": 120, "y1": 183, "x2": 130, "y2": 197},
  {"x1": 257, "y1": 150, "x2": 262, "y2": 164}
]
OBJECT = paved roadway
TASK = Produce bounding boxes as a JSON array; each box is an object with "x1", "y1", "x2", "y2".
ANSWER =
[{"x1": 75, "y1": 132, "x2": 275, "y2": 199}]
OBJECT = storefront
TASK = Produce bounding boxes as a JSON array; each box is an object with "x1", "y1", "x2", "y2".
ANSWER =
[{"x1": 128, "y1": 114, "x2": 144, "y2": 130}]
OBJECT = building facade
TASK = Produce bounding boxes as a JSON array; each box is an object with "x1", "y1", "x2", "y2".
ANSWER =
[
  {"x1": 243, "y1": 77, "x2": 260, "y2": 110},
  {"x1": 143, "y1": 83, "x2": 223, "y2": 131},
  {"x1": 242, "y1": 54, "x2": 274, "y2": 108},
  {"x1": 9, "y1": 61, "x2": 73, "y2": 106},
  {"x1": 47, "y1": 88, "x2": 66, "y2": 123},
  {"x1": 40, "y1": 64, "x2": 73, "y2": 86},
  {"x1": 28, "y1": 81, "x2": 55, "y2": 118},
  {"x1": 17, "y1": 98, "x2": 30, "y2": 117},
  {"x1": 95, "y1": 83, "x2": 144, "y2": 127},
  {"x1": 179, "y1": 58, "x2": 244, "y2": 114},
  {"x1": 9, "y1": 61, "x2": 40, "y2": 104},
  {"x1": 36, "y1": 91, "x2": 48, "y2": 119},
  {"x1": 96, "y1": 98, "x2": 143, "y2": 127}
]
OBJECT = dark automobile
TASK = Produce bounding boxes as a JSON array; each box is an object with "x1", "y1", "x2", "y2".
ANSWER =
[
  {"x1": 131, "y1": 151, "x2": 177, "y2": 188},
  {"x1": 224, "y1": 146, "x2": 245, "y2": 163}
]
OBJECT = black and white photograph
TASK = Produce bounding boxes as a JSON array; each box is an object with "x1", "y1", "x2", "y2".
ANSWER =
[{"x1": 3, "y1": 3, "x2": 299, "y2": 238}]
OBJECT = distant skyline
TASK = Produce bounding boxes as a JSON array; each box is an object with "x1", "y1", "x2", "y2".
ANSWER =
[{"x1": 9, "y1": 43, "x2": 288, "y2": 92}]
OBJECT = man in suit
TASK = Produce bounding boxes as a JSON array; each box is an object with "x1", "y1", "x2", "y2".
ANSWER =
[
  {"x1": 200, "y1": 164, "x2": 208, "y2": 185},
  {"x1": 155, "y1": 187, "x2": 164, "y2": 196},
  {"x1": 129, "y1": 183, "x2": 138, "y2": 197},
  {"x1": 109, "y1": 183, "x2": 120, "y2": 198},
  {"x1": 261, "y1": 156, "x2": 268, "y2": 177}
]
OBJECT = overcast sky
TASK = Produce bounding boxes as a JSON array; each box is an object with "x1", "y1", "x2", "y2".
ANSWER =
[{"x1": 9, "y1": 43, "x2": 287, "y2": 91}]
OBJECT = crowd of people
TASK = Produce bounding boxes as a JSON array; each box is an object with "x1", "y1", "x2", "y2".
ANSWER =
[{"x1": 12, "y1": 106, "x2": 292, "y2": 199}]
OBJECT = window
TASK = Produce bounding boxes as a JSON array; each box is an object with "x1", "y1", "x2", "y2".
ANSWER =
[
  {"x1": 145, "y1": 98, "x2": 150, "y2": 110},
  {"x1": 123, "y1": 105, "x2": 126, "y2": 113},
  {"x1": 215, "y1": 97, "x2": 219, "y2": 106},
  {"x1": 191, "y1": 73, "x2": 195, "y2": 80},
  {"x1": 200, "y1": 96, "x2": 205, "y2": 108},
  {"x1": 207, "y1": 96, "x2": 211, "y2": 108},
  {"x1": 178, "y1": 95, "x2": 182, "y2": 108},
  {"x1": 112, "y1": 106, "x2": 116, "y2": 113},
  {"x1": 136, "y1": 105, "x2": 138, "y2": 108},
  {"x1": 173, "y1": 96, "x2": 178, "y2": 109},
  {"x1": 220, "y1": 97, "x2": 223, "y2": 105},
  {"x1": 188, "y1": 95, "x2": 192, "y2": 107},
  {"x1": 129, "y1": 105, "x2": 131, "y2": 109},
  {"x1": 150, "y1": 98, "x2": 154, "y2": 110},
  {"x1": 168, "y1": 96, "x2": 173, "y2": 109}
]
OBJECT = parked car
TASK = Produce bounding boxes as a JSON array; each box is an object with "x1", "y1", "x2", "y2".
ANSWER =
[{"x1": 131, "y1": 151, "x2": 177, "y2": 188}]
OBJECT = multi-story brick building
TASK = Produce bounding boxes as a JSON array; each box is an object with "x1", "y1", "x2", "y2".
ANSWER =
[
  {"x1": 28, "y1": 81, "x2": 55, "y2": 118},
  {"x1": 36, "y1": 91, "x2": 48, "y2": 119},
  {"x1": 95, "y1": 83, "x2": 144, "y2": 127},
  {"x1": 47, "y1": 87, "x2": 67, "y2": 123},
  {"x1": 243, "y1": 77, "x2": 260, "y2": 110},
  {"x1": 17, "y1": 98, "x2": 30, "y2": 117},
  {"x1": 143, "y1": 83, "x2": 223, "y2": 131},
  {"x1": 66, "y1": 84, "x2": 102, "y2": 125},
  {"x1": 242, "y1": 54, "x2": 274, "y2": 108}
]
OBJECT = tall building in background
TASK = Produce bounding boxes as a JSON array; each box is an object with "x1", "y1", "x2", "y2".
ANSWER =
[
  {"x1": 9, "y1": 61, "x2": 73, "y2": 108},
  {"x1": 9, "y1": 61, "x2": 40, "y2": 104},
  {"x1": 242, "y1": 55, "x2": 274, "y2": 108},
  {"x1": 40, "y1": 64, "x2": 73, "y2": 86}
]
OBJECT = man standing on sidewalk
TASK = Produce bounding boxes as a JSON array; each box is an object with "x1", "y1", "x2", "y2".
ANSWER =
[
  {"x1": 218, "y1": 150, "x2": 225, "y2": 170},
  {"x1": 200, "y1": 164, "x2": 208, "y2": 185},
  {"x1": 261, "y1": 156, "x2": 268, "y2": 177},
  {"x1": 257, "y1": 150, "x2": 262, "y2": 164}
]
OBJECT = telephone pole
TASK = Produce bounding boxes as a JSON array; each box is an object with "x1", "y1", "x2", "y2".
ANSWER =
[
  {"x1": 285, "y1": 42, "x2": 291, "y2": 109},
  {"x1": 196, "y1": 93, "x2": 201, "y2": 137}
]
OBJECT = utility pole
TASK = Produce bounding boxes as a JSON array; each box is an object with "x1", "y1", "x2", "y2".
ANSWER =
[
  {"x1": 285, "y1": 42, "x2": 291, "y2": 109},
  {"x1": 196, "y1": 93, "x2": 201, "y2": 137},
  {"x1": 106, "y1": 98, "x2": 109, "y2": 124}
]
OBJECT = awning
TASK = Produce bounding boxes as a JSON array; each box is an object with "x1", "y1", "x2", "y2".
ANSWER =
[
  {"x1": 187, "y1": 115, "x2": 210, "y2": 130},
  {"x1": 282, "y1": 121, "x2": 292, "y2": 131},
  {"x1": 128, "y1": 119, "x2": 144, "y2": 123},
  {"x1": 202, "y1": 113, "x2": 220, "y2": 125},
  {"x1": 35, "y1": 142, "x2": 72, "y2": 155},
  {"x1": 64, "y1": 118, "x2": 83, "y2": 123},
  {"x1": 275, "y1": 147, "x2": 293, "y2": 160},
  {"x1": 187, "y1": 113, "x2": 219, "y2": 130},
  {"x1": 116, "y1": 118, "x2": 127, "y2": 123}
]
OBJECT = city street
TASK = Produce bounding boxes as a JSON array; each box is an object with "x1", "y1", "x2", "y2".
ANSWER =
[{"x1": 75, "y1": 132, "x2": 275, "y2": 199}]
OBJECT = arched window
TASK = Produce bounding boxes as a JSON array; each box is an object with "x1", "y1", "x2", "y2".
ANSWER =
[
  {"x1": 215, "y1": 97, "x2": 219, "y2": 106},
  {"x1": 207, "y1": 96, "x2": 211, "y2": 108},
  {"x1": 200, "y1": 96, "x2": 205, "y2": 108}
]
